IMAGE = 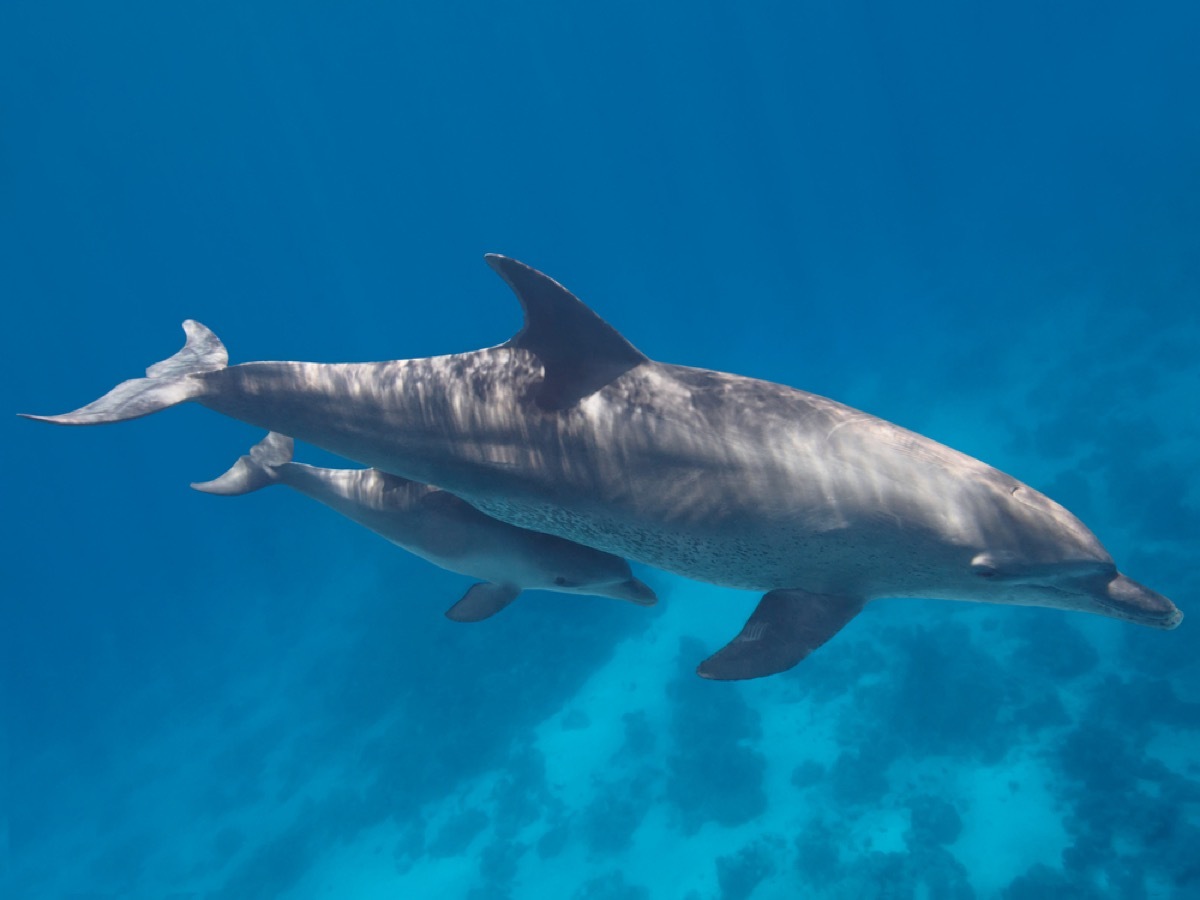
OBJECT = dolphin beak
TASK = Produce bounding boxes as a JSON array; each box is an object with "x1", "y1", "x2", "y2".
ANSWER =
[
  {"x1": 1096, "y1": 573, "x2": 1183, "y2": 629},
  {"x1": 597, "y1": 577, "x2": 658, "y2": 606}
]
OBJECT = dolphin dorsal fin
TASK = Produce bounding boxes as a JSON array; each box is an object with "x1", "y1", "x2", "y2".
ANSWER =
[{"x1": 485, "y1": 254, "x2": 647, "y2": 409}]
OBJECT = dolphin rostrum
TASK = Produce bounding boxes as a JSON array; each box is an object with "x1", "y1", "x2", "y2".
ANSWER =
[
  {"x1": 191, "y1": 431, "x2": 656, "y2": 621},
  {"x1": 23, "y1": 255, "x2": 1182, "y2": 679}
]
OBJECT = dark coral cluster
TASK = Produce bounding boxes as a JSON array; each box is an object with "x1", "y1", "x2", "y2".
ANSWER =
[
  {"x1": 716, "y1": 837, "x2": 781, "y2": 900},
  {"x1": 195, "y1": 569, "x2": 657, "y2": 898},
  {"x1": 743, "y1": 585, "x2": 1198, "y2": 898},
  {"x1": 666, "y1": 638, "x2": 768, "y2": 834},
  {"x1": 1045, "y1": 679, "x2": 1200, "y2": 896}
]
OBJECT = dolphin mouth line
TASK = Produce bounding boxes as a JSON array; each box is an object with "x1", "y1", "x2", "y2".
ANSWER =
[
  {"x1": 1090, "y1": 588, "x2": 1183, "y2": 629},
  {"x1": 1091, "y1": 595, "x2": 1183, "y2": 629},
  {"x1": 1033, "y1": 582, "x2": 1183, "y2": 630}
]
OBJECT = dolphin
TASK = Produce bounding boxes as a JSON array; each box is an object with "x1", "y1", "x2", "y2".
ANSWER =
[
  {"x1": 191, "y1": 431, "x2": 656, "y2": 621},
  {"x1": 22, "y1": 255, "x2": 1182, "y2": 679}
]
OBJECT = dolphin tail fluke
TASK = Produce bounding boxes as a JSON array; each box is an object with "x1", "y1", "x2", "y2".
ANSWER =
[
  {"x1": 697, "y1": 589, "x2": 865, "y2": 680},
  {"x1": 19, "y1": 320, "x2": 227, "y2": 426},
  {"x1": 191, "y1": 432, "x2": 294, "y2": 496},
  {"x1": 445, "y1": 583, "x2": 522, "y2": 623}
]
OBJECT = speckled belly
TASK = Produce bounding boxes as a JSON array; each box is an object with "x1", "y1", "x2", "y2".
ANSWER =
[{"x1": 468, "y1": 495, "x2": 813, "y2": 591}]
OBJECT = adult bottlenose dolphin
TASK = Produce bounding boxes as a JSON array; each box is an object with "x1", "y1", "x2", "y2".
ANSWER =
[
  {"x1": 23, "y1": 255, "x2": 1182, "y2": 679},
  {"x1": 192, "y1": 432, "x2": 656, "y2": 621}
]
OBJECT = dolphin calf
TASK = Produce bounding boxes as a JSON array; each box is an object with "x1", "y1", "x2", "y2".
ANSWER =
[
  {"x1": 23, "y1": 255, "x2": 1182, "y2": 679},
  {"x1": 191, "y1": 431, "x2": 656, "y2": 621}
]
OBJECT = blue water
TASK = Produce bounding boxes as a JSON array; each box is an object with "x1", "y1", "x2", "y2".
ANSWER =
[{"x1": 5, "y1": 3, "x2": 1199, "y2": 897}]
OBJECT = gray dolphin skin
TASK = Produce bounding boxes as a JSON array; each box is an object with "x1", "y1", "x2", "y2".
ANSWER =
[
  {"x1": 191, "y1": 431, "x2": 657, "y2": 621},
  {"x1": 23, "y1": 255, "x2": 1183, "y2": 679}
]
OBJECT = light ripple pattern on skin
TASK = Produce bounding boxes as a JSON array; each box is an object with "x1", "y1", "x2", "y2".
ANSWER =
[{"x1": 21, "y1": 254, "x2": 1182, "y2": 680}]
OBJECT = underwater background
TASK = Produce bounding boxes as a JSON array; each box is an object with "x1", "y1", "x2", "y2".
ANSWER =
[{"x1": 5, "y1": 2, "x2": 1199, "y2": 898}]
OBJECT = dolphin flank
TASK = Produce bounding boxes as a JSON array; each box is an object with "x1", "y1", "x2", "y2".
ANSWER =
[
  {"x1": 22, "y1": 255, "x2": 1183, "y2": 679},
  {"x1": 191, "y1": 431, "x2": 656, "y2": 620}
]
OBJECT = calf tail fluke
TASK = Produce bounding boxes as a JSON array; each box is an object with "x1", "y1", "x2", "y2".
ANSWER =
[
  {"x1": 20, "y1": 320, "x2": 226, "y2": 425},
  {"x1": 191, "y1": 432, "x2": 294, "y2": 496}
]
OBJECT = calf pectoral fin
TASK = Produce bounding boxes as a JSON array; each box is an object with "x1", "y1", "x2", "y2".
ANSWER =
[
  {"x1": 444, "y1": 583, "x2": 522, "y2": 623},
  {"x1": 697, "y1": 589, "x2": 865, "y2": 681}
]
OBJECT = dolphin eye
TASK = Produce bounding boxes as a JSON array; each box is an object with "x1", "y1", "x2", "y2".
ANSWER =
[
  {"x1": 554, "y1": 576, "x2": 572, "y2": 587},
  {"x1": 970, "y1": 552, "x2": 1004, "y2": 580}
]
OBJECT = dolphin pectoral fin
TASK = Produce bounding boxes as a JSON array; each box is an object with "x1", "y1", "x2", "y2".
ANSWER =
[
  {"x1": 697, "y1": 589, "x2": 865, "y2": 681},
  {"x1": 444, "y1": 583, "x2": 522, "y2": 623},
  {"x1": 485, "y1": 254, "x2": 648, "y2": 409}
]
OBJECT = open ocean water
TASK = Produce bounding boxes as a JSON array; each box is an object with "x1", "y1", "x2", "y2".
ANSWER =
[{"x1": 4, "y1": 3, "x2": 1198, "y2": 898}]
